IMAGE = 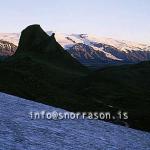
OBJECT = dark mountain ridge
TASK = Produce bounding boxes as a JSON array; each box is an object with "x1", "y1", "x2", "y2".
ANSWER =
[{"x1": 12, "y1": 25, "x2": 88, "y2": 73}]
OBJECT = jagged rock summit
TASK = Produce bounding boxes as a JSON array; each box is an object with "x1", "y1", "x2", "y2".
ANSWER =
[
  {"x1": 2, "y1": 24, "x2": 88, "y2": 72},
  {"x1": 16, "y1": 24, "x2": 64, "y2": 55}
]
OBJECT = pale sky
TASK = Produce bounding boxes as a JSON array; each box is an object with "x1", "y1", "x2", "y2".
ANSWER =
[{"x1": 0, "y1": 0, "x2": 150, "y2": 44}]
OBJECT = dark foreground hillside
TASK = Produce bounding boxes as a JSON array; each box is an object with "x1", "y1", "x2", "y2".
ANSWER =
[
  {"x1": 73, "y1": 61, "x2": 150, "y2": 131},
  {"x1": 0, "y1": 25, "x2": 150, "y2": 131}
]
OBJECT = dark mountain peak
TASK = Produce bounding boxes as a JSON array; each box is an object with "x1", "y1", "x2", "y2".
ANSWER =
[
  {"x1": 23, "y1": 24, "x2": 42, "y2": 31},
  {"x1": 20, "y1": 24, "x2": 51, "y2": 40},
  {"x1": 12, "y1": 25, "x2": 87, "y2": 72},
  {"x1": 16, "y1": 24, "x2": 61, "y2": 55}
]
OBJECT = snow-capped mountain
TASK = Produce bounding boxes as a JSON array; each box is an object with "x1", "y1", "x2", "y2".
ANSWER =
[
  {"x1": 0, "y1": 33, "x2": 20, "y2": 46},
  {"x1": 0, "y1": 32, "x2": 150, "y2": 68},
  {"x1": 1, "y1": 92, "x2": 150, "y2": 149},
  {"x1": 54, "y1": 33, "x2": 150, "y2": 68},
  {"x1": 0, "y1": 40, "x2": 17, "y2": 56}
]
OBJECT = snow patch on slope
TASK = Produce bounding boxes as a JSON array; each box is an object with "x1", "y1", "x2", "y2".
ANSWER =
[
  {"x1": 0, "y1": 92, "x2": 150, "y2": 150},
  {"x1": 90, "y1": 45, "x2": 123, "y2": 60},
  {"x1": 82, "y1": 34, "x2": 150, "y2": 52}
]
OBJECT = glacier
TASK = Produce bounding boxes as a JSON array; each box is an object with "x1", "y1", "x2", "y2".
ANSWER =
[{"x1": 0, "y1": 92, "x2": 150, "y2": 150}]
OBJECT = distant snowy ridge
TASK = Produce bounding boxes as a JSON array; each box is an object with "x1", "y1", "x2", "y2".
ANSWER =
[
  {"x1": 0, "y1": 92, "x2": 150, "y2": 150},
  {"x1": 54, "y1": 33, "x2": 150, "y2": 52},
  {"x1": 0, "y1": 32, "x2": 150, "y2": 68},
  {"x1": 1, "y1": 32, "x2": 149, "y2": 52}
]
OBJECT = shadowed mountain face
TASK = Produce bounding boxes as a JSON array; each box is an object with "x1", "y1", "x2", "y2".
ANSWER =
[
  {"x1": 16, "y1": 25, "x2": 64, "y2": 55},
  {"x1": 0, "y1": 25, "x2": 150, "y2": 131},
  {"x1": 67, "y1": 42, "x2": 150, "y2": 68},
  {"x1": 67, "y1": 43, "x2": 123, "y2": 69},
  {"x1": 14, "y1": 25, "x2": 88, "y2": 72},
  {"x1": 17, "y1": 25, "x2": 50, "y2": 53}
]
